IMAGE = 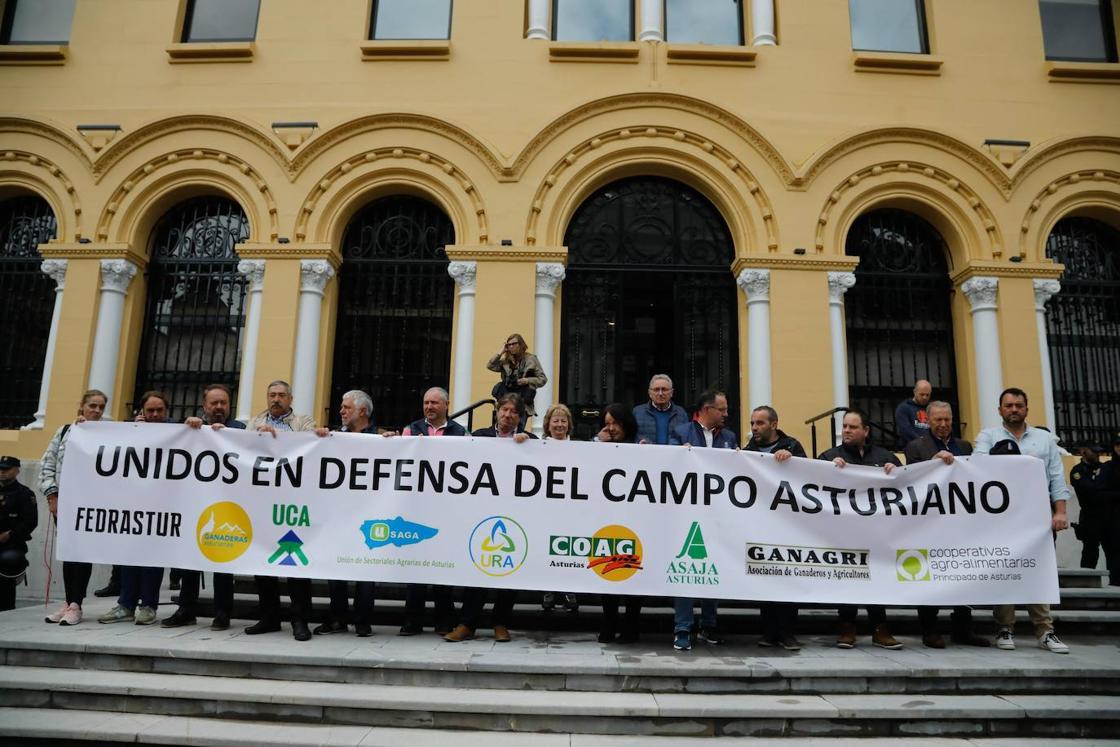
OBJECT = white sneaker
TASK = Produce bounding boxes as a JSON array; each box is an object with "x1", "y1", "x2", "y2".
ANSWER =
[
  {"x1": 995, "y1": 628, "x2": 1015, "y2": 650},
  {"x1": 134, "y1": 606, "x2": 158, "y2": 625},
  {"x1": 98, "y1": 604, "x2": 134, "y2": 624},
  {"x1": 60, "y1": 603, "x2": 82, "y2": 626},
  {"x1": 44, "y1": 603, "x2": 69, "y2": 624},
  {"x1": 1038, "y1": 631, "x2": 1069, "y2": 654}
]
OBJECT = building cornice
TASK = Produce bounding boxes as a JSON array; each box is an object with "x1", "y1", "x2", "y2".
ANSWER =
[
  {"x1": 445, "y1": 245, "x2": 568, "y2": 263},
  {"x1": 950, "y1": 260, "x2": 1064, "y2": 284},
  {"x1": 38, "y1": 242, "x2": 148, "y2": 269},
  {"x1": 731, "y1": 255, "x2": 860, "y2": 274}
]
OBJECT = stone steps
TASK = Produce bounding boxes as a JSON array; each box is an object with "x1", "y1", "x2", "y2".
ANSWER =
[{"x1": 3, "y1": 709, "x2": 1117, "y2": 746}]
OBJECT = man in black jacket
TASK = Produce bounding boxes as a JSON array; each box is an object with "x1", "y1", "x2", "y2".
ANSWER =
[
  {"x1": 894, "y1": 379, "x2": 932, "y2": 449},
  {"x1": 0, "y1": 456, "x2": 37, "y2": 611},
  {"x1": 902, "y1": 401, "x2": 989, "y2": 648},
  {"x1": 1086, "y1": 432, "x2": 1120, "y2": 587},
  {"x1": 745, "y1": 406, "x2": 807, "y2": 650},
  {"x1": 819, "y1": 408, "x2": 902, "y2": 649}
]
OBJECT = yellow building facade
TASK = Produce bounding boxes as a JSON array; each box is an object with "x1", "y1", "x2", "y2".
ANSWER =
[{"x1": 1, "y1": 0, "x2": 1119, "y2": 459}]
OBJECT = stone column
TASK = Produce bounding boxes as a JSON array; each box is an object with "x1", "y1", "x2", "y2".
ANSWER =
[
  {"x1": 23, "y1": 259, "x2": 68, "y2": 430},
  {"x1": 737, "y1": 269, "x2": 771, "y2": 410},
  {"x1": 827, "y1": 271, "x2": 857, "y2": 442},
  {"x1": 1033, "y1": 279, "x2": 1062, "y2": 432},
  {"x1": 448, "y1": 260, "x2": 477, "y2": 421},
  {"x1": 291, "y1": 259, "x2": 334, "y2": 416},
  {"x1": 88, "y1": 259, "x2": 138, "y2": 405},
  {"x1": 639, "y1": 0, "x2": 663, "y2": 41},
  {"x1": 751, "y1": 0, "x2": 776, "y2": 45},
  {"x1": 533, "y1": 262, "x2": 565, "y2": 435},
  {"x1": 961, "y1": 276, "x2": 1003, "y2": 431},
  {"x1": 526, "y1": 0, "x2": 549, "y2": 39},
  {"x1": 235, "y1": 260, "x2": 266, "y2": 422}
]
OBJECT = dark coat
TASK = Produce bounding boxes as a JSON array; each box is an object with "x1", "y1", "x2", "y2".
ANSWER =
[
  {"x1": 744, "y1": 430, "x2": 807, "y2": 457},
  {"x1": 633, "y1": 401, "x2": 690, "y2": 445},
  {"x1": 406, "y1": 419, "x2": 467, "y2": 437},
  {"x1": 669, "y1": 421, "x2": 738, "y2": 449},
  {"x1": 818, "y1": 442, "x2": 901, "y2": 468},
  {"x1": 0, "y1": 480, "x2": 37, "y2": 552},
  {"x1": 903, "y1": 432, "x2": 972, "y2": 465},
  {"x1": 472, "y1": 426, "x2": 538, "y2": 439}
]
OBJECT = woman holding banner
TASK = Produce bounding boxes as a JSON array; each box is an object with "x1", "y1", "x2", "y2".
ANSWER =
[
  {"x1": 40, "y1": 389, "x2": 109, "y2": 627},
  {"x1": 541, "y1": 404, "x2": 579, "y2": 614}
]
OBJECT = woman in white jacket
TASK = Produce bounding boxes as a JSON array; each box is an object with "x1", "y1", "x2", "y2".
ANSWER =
[{"x1": 40, "y1": 389, "x2": 107, "y2": 626}]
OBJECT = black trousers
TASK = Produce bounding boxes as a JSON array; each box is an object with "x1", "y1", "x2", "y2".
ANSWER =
[
  {"x1": 918, "y1": 606, "x2": 976, "y2": 633},
  {"x1": 1080, "y1": 505, "x2": 1108, "y2": 568},
  {"x1": 458, "y1": 587, "x2": 515, "y2": 630},
  {"x1": 327, "y1": 580, "x2": 375, "y2": 625},
  {"x1": 254, "y1": 575, "x2": 311, "y2": 622},
  {"x1": 63, "y1": 561, "x2": 92, "y2": 606},
  {"x1": 601, "y1": 595, "x2": 642, "y2": 634},
  {"x1": 176, "y1": 570, "x2": 234, "y2": 617},
  {"x1": 760, "y1": 602, "x2": 799, "y2": 639},
  {"x1": 838, "y1": 604, "x2": 886, "y2": 627},
  {"x1": 403, "y1": 584, "x2": 455, "y2": 627},
  {"x1": 0, "y1": 546, "x2": 27, "y2": 611}
]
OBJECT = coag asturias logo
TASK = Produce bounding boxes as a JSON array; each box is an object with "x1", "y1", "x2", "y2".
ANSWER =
[
  {"x1": 896, "y1": 548, "x2": 931, "y2": 581},
  {"x1": 196, "y1": 501, "x2": 252, "y2": 563},
  {"x1": 469, "y1": 516, "x2": 528, "y2": 576},
  {"x1": 361, "y1": 517, "x2": 438, "y2": 549},
  {"x1": 549, "y1": 524, "x2": 643, "y2": 582}
]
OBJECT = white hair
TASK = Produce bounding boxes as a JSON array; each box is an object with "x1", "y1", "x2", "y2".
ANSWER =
[
  {"x1": 648, "y1": 374, "x2": 674, "y2": 389},
  {"x1": 343, "y1": 390, "x2": 374, "y2": 418},
  {"x1": 424, "y1": 386, "x2": 449, "y2": 403}
]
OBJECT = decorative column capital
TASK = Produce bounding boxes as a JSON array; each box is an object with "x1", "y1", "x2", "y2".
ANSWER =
[
  {"x1": 99, "y1": 258, "x2": 138, "y2": 294},
  {"x1": 961, "y1": 276, "x2": 999, "y2": 312},
  {"x1": 41, "y1": 258, "x2": 68, "y2": 289},
  {"x1": 736, "y1": 268, "x2": 770, "y2": 302},
  {"x1": 1032, "y1": 278, "x2": 1061, "y2": 310},
  {"x1": 238, "y1": 259, "x2": 267, "y2": 292},
  {"x1": 827, "y1": 271, "x2": 856, "y2": 303},
  {"x1": 448, "y1": 260, "x2": 477, "y2": 291},
  {"x1": 299, "y1": 259, "x2": 334, "y2": 295},
  {"x1": 535, "y1": 262, "x2": 566, "y2": 296}
]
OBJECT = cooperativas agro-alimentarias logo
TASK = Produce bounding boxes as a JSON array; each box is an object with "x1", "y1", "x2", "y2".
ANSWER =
[{"x1": 896, "y1": 548, "x2": 931, "y2": 581}]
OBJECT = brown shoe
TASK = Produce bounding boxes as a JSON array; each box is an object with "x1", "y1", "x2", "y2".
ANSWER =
[
  {"x1": 951, "y1": 630, "x2": 992, "y2": 647},
  {"x1": 836, "y1": 622, "x2": 857, "y2": 649},
  {"x1": 493, "y1": 624, "x2": 511, "y2": 642},
  {"x1": 922, "y1": 631, "x2": 946, "y2": 649},
  {"x1": 443, "y1": 624, "x2": 474, "y2": 642},
  {"x1": 872, "y1": 623, "x2": 903, "y2": 650}
]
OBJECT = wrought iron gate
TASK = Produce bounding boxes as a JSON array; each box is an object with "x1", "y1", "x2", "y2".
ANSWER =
[
  {"x1": 329, "y1": 195, "x2": 455, "y2": 430},
  {"x1": 1045, "y1": 216, "x2": 1120, "y2": 447},
  {"x1": 0, "y1": 195, "x2": 57, "y2": 428},
  {"x1": 561, "y1": 177, "x2": 739, "y2": 439},
  {"x1": 132, "y1": 197, "x2": 250, "y2": 422},
  {"x1": 844, "y1": 209, "x2": 959, "y2": 448}
]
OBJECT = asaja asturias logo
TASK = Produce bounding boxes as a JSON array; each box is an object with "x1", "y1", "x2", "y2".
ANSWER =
[
  {"x1": 666, "y1": 521, "x2": 718, "y2": 586},
  {"x1": 896, "y1": 548, "x2": 931, "y2": 581},
  {"x1": 196, "y1": 501, "x2": 252, "y2": 563},
  {"x1": 469, "y1": 516, "x2": 527, "y2": 577}
]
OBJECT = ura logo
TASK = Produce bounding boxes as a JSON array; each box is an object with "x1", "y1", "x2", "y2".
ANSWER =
[
  {"x1": 196, "y1": 501, "x2": 252, "y2": 563},
  {"x1": 469, "y1": 516, "x2": 527, "y2": 577},
  {"x1": 361, "y1": 517, "x2": 438, "y2": 549}
]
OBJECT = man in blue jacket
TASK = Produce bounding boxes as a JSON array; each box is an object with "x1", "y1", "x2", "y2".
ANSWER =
[
  {"x1": 633, "y1": 374, "x2": 690, "y2": 445},
  {"x1": 668, "y1": 389, "x2": 736, "y2": 650}
]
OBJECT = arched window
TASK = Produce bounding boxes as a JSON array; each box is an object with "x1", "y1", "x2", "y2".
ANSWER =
[
  {"x1": 329, "y1": 195, "x2": 455, "y2": 430},
  {"x1": 1045, "y1": 216, "x2": 1120, "y2": 447},
  {"x1": 845, "y1": 208, "x2": 959, "y2": 448},
  {"x1": 0, "y1": 195, "x2": 57, "y2": 428},
  {"x1": 561, "y1": 176, "x2": 739, "y2": 438},
  {"x1": 132, "y1": 196, "x2": 250, "y2": 422}
]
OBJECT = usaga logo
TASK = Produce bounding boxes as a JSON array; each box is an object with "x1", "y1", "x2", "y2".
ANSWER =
[
  {"x1": 469, "y1": 516, "x2": 528, "y2": 576},
  {"x1": 896, "y1": 549, "x2": 931, "y2": 581},
  {"x1": 361, "y1": 517, "x2": 438, "y2": 549},
  {"x1": 196, "y1": 501, "x2": 252, "y2": 563}
]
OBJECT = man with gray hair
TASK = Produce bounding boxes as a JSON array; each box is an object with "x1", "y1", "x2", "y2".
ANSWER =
[
  {"x1": 633, "y1": 374, "x2": 689, "y2": 445},
  {"x1": 903, "y1": 401, "x2": 988, "y2": 648},
  {"x1": 313, "y1": 389, "x2": 378, "y2": 636}
]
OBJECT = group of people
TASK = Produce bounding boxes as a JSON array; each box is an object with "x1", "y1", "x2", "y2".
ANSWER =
[{"x1": 9, "y1": 332, "x2": 1100, "y2": 658}]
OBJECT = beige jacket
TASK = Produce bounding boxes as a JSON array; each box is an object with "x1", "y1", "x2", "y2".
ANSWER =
[{"x1": 248, "y1": 410, "x2": 317, "y2": 432}]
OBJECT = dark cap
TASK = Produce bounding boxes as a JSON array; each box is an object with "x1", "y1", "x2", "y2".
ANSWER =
[
  {"x1": 988, "y1": 439, "x2": 1021, "y2": 456},
  {"x1": 0, "y1": 455, "x2": 20, "y2": 469}
]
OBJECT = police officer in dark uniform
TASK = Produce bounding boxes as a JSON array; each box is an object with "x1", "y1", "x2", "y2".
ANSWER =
[
  {"x1": 0, "y1": 456, "x2": 38, "y2": 611},
  {"x1": 1085, "y1": 432, "x2": 1120, "y2": 587},
  {"x1": 1070, "y1": 443, "x2": 1106, "y2": 570}
]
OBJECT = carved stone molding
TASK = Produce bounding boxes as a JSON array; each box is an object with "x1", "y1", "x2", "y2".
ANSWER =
[
  {"x1": 0, "y1": 117, "x2": 92, "y2": 170},
  {"x1": 0, "y1": 149, "x2": 82, "y2": 239},
  {"x1": 535, "y1": 262, "x2": 566, "y2": 295},
  {"x1": 1018, "y1": 169, "x2": 1120, "y2": 257},
  {"x1": 99, "y1": 258, "x2": 138, "y2": 294},
  {"x1": 961, "y1": 276, "x2": 999, "y2": 311},
  {"x1": 238, "y1": 259, "x2": 266, "y2": 292},
  {"x1": 1033, "y1": 278, "x2": 1061, "y2": 310},
  {"x1": 299, "y1": 259, "x2": 334, "y2": 294},
  {"x1": 827, "y1": 271, "x2": 856, "y2": 302},
  {"x1": 40, "y1": 258, "x2": 68, "y2": 289},
  {"x1": 736, "y1": 268, "x2": 770, "y2": 302},
  {"x1": 448, "y1": 260, "x2": 477, "y2": 291}
]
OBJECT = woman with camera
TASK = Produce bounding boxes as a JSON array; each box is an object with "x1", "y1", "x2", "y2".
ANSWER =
[{"x1": 487, "y1": 333, "x2": 547, "y2": 427}]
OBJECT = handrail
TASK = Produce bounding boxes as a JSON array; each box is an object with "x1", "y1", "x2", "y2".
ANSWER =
[
  {"x1": 804, "y1": 406, "x2": 900, "y2": 457},
  {"x1": 448, "y1": 398, "x2": 495, "y2": 433}
]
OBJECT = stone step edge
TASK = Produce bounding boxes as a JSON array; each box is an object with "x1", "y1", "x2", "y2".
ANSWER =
[
  {"x1": 4, "y1": 666, "x2": 1120, "y2": 721},
  {"x1": 2, "y1": 708, "x2": 1114, "y2": 747}
]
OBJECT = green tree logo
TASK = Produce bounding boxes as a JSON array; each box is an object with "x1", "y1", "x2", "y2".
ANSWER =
[{"x1": 676, "y1": 522, "x2": 708, "y2": 560}]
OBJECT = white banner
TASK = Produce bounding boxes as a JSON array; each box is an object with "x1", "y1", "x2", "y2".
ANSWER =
[{"x1": 57, "y1": 422, "x2": 1059, "y2": 604}]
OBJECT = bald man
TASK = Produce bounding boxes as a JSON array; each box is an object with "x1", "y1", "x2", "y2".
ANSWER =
[{"x1": 894, "y1": 379, "x2": 932, "y2": 448}]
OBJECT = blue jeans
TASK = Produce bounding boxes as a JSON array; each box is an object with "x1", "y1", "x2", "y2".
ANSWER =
[
  {"x1": 117, "y1": 566, "x2": 165, "y2": 611},
  {"x1": 673, "y1": 597, "x2": 717, "y2": 634}
]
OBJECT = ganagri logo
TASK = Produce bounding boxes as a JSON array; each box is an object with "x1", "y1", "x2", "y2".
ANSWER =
[
  {"x1": 549, "y1": 524, "x2": 643, "y2": 582},
  {"x1": 196, "y1": 501, "x2": 252, "y2": 563},
  {"x1": 469, "y1": 516, "x2": 528, "y2": 577},
  {"x1": 666, "y1": 522, "x2": 718, "y2": 586},
  {"x1": 896, "y1": 549, "x2": 931, "y2": 581},
  {"x1": 361, "y1": 517, "x2": 438, "y2": 549},
  {"x1": 745, "y1": 542, "x2": 871, "y2": 581},
  {"x1": 268, "y1": 530, "x2": 309, "y2": 566}
]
